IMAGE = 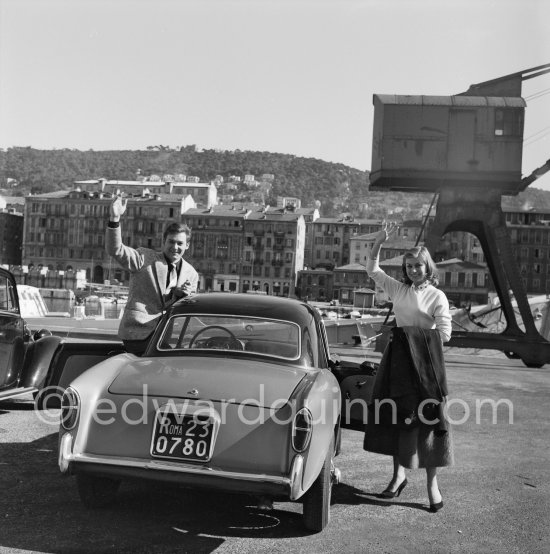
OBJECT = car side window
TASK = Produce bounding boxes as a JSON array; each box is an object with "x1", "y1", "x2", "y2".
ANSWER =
[{"x1": 0, "y1": 275, "x2": 18, "y2": 313}]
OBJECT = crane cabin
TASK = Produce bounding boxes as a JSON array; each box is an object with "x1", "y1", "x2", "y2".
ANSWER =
[{"x1": 370, "y1": 94, "x2": 526, "y2": 195}]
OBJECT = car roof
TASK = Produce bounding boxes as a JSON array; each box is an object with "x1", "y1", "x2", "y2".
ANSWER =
[{"x1": 169, "y1": 293, "x2": 318, "y2": 328}]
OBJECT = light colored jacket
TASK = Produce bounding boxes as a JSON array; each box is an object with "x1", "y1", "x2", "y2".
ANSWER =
[{"x1": 106, "y1": 226, "x2": 198, "y2": 340}]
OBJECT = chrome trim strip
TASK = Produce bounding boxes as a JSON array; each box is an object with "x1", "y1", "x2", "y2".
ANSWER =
[
  {"x1": 0, "y1": 387, "x2": 36, "y2": 401},
  {"x1": 63, "y1": 450, "x2": 296, "y2": 488}
]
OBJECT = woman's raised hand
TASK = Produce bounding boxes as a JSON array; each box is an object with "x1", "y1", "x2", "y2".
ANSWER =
[{"x1": 375, "y1": 221, "x2": 399, "y2": 243}]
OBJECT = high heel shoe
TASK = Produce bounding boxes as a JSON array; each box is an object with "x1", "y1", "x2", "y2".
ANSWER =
[
  {"x1": 381, "y1": 478, "x2": 408, "y2": 498},
  {"x1": 429, "y1": 488, "x2": 443, "y2": 512},
  {"x1": 429, "y1": 500, "x2": 443, "y2": 513}
]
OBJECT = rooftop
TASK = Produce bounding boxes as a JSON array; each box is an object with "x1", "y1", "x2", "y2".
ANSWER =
[{"x1": 334, "y1": 263, "x2": 367, "y2": 271}]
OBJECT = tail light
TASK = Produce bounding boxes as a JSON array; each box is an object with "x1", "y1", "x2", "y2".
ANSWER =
[
  {"x1": 292, "y1": 408, "x2": 312, "y2": 452},
  {"x1": 61, "y1": 387, "x2": 80, "y2": 430}
]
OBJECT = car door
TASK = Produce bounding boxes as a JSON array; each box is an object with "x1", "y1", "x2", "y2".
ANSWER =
[
  {"x1": 0, "y1": 269, "x2": 25, "y2": 389},
  {"x1": 316, "y1": 313, "x2": 378, "y2": 430},
  {"x1": 34, "y1": 339, "x2": 126, "y2": 408},
  {"x1": 331, "y1": 358, "x2": 377, "y2": 430}
]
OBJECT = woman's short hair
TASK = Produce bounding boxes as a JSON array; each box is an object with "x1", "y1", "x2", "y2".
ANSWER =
[
  {"x1": 163, "y1": 222, "x2": 192, "y2": 241},
  {"x1": 401, "y1": 246, "x2": 439, "y2": 286}
]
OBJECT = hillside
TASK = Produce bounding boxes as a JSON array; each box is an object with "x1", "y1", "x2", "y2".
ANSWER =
[{"x1": 1, "y1": 146, "x2": 550, "y2": 218}]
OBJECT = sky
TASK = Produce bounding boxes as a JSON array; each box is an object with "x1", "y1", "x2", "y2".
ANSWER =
[{"x1": 1, "y1": 0, "x2": 549, "y2": 188}]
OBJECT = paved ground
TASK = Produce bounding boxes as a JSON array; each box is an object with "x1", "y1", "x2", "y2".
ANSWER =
[{"x1": 0, "y1": 352, "x2": 549, "y2": 553}]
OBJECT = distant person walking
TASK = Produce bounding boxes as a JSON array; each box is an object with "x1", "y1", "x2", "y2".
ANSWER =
[
  {"x1": 364, "y1": 222, "x2": 453, "y2": 513},
  {"x1": 106, "y1": 194, "x2": 198, "y2": 355}
]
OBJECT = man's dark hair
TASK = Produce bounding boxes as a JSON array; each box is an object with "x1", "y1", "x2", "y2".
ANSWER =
[{"x1": 163, "y1": 222, "x2": 192, "y2": 241}]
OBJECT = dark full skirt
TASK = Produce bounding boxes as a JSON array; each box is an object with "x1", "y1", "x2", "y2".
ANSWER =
[
  {"x1": 363, "y1": 416, "x2": 454, "y2": 469},
  {"x1": 363, "y1": 332, "x2": 454, "y2": 469}
]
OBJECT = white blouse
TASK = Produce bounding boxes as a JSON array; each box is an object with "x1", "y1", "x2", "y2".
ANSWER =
[{"x1": 367, "y1": 257, "x2": 452, "y2": 343}]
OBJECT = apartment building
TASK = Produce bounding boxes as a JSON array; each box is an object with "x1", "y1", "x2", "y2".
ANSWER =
[
  {"x1": 309, "y1": 215, "x2": 382, "y2": 270},
  {"x1": 182, "y1": 204, "x2": 305, "y2": 296},
  {"x1": 297, "y1": 268, "x2": 333, "y2": 302},
  {"x1": 437, "y1": 258, "x2": 490, "y2": 305},
  {"x1": 502, "y1": 196, "x2": 550, "y2": 295},
  {"x1": 182, "y1": 205, "x2": 248, "y2": 293},
  {"x1": 349, "y1": 233, "x2": 418, "y2": 266},
  {"x1": 0, "y1": 198, "x2": 23, "y2": 266},
  {"x1": 274, "y1": 201, "x2": 319, "y2": 273},
  {"x1": 333, "y1": 263, "x2": 372, "y2": 304},
  {"x1": 243, "y1": 207, "x2": 305, "y2": 297},
  {"x1": 22, "y1": 189, "x2": 186, "y2": 283}
]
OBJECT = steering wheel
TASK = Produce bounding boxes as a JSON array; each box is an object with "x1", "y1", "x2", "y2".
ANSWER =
[{"x1": 188, "y1": 325, "x2": 244, "y2": 350}]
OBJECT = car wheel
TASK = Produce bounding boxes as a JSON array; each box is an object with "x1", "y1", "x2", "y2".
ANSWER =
[
  {"x1": 76, "y1": 473, "x2": 120, "y2": 508},
  {"x1": 302, "y1": 438, "x2": 334, "y2": 532}
]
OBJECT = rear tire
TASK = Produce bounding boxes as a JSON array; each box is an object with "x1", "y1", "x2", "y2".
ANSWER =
[
  {"x1": 76, "y1": 473, "x2": 120, "y2": 508},
  {"x1": 302, "y1": 438, "x2": 334, "y2": 532}
]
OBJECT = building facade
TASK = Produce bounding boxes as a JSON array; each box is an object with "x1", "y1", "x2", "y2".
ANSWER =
[
  {"x1": 182, "y1": 205, "x2": 306, "y2": 296},
  {"x1": 22, "y1": 190, "x2": 185, "y2": 284},
  {"x1": 242, "y1": 208, "x2": 305, "y2": 297},
  {"x1": 182, "y1": 205, "x2": 248, "y2": 293},
  {"x1": 369, "y1": 255, "x2": 489, "y2": 306},
  {"x1": 333, "y1": 263, "x2": 373, "y2": 305},
  {"x1": 0, "y1": 207, "x2": 23, "y2": 266},
  {"x1": 297, "y1": 269, "x2": 334, "y2": 302},
  {"x1": 308, "y1": 216, "x2": 382, "y2": 270},
  {"x1": 437, "y1": 258, "x2": 490, "y2": 306},
  {"x1": 13, "y1": 176, "x2": 550, "y2": 299},
  {"x1": 502, "y1": 197, "x2": 550, "y2": 295}
]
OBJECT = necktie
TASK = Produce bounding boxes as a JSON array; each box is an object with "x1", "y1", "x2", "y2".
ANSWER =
[{"x1": 167, "y1": 264, "x2": 177, "y2": 292}]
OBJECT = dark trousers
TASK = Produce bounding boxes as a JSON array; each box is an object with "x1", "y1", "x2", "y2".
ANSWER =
[{"x1": 122, "y1": 333, "x2": 152, "y2": 356}]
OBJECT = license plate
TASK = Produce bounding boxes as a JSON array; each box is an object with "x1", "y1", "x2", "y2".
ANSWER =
[{"x1": 151, "y1": 410, "x2": 214, "y2": 462}]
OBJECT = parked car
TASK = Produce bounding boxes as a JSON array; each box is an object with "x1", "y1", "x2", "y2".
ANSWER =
[
  {"x1": 0, "y1": 267, "x2": 125, "y2": 405},
  {"x1": 57, "y1": 293, "x2": 377, "y2": 532},
  {"x1": 0, "y1": 267, "x2": 55, "y2": 402}
]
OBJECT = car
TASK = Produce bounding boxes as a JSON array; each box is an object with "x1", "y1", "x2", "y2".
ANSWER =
[
  {"x1": 0, "y1": 267, "x2": 54, "y2": 402},
  {"x1": 57, "y1": 293, "x2": 377, "y2": 532},
  {"x1": 0, "y1": 267, "x2": 126, "y2": 405}
]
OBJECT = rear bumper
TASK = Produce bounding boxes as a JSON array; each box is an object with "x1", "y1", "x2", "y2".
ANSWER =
[{"x1": 59, "y1": 432, "x2": 305, "y2": 500}]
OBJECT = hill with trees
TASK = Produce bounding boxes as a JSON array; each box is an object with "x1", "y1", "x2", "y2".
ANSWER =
[{"x1": 1, "y1": 146, "x2": 549, "y2": 218}]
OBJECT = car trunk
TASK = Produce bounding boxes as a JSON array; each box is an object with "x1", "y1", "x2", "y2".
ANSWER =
[{"x1": 108, "y1": 355, "x2": 308, "y2": 407}]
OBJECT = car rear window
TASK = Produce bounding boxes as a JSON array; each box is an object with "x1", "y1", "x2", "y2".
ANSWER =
[{"x1": 157, "y1": 314, "x2": 301, "y2": 360}]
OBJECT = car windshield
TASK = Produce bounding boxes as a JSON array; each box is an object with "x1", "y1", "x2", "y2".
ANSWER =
[{"x1": 157, "y1": 314, "x2": 301, "y2": 360}]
